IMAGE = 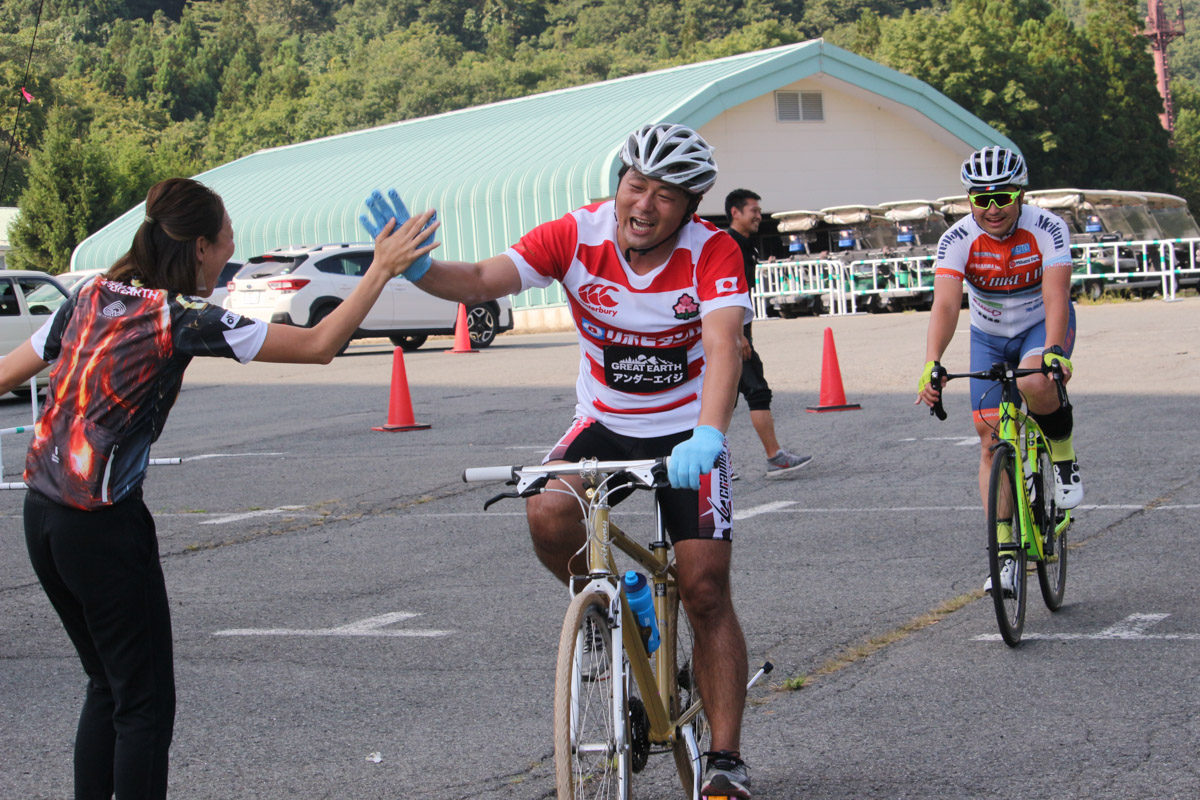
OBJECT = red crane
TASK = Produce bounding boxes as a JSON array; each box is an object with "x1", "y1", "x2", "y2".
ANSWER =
[{"x1": 1144, "y1": 0, "x2": 1187, "y2": 133}]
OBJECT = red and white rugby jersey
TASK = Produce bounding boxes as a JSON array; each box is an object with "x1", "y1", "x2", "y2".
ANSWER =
[
  {"x1": 506, "y1": 200, "x2": 752, "y2": 437},
  {"x1": 935, "y1": 205, "x2": 1073, "y2": 338}
]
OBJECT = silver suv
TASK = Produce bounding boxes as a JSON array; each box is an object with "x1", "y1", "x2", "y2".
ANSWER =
[{"x1": 225, "y1": 243, "x2": 512, "y2": 353}]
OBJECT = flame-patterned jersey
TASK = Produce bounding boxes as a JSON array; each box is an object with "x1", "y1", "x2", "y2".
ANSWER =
[
  {"x1": 934, "y1": 205, "x2": 1073, "y2": 338},
  {"x1": 24, "y1": 277, "x2": 268, "y2": 510},
  {"x1": 506, "y1": 200, "x2": 752, "y2": 437}
]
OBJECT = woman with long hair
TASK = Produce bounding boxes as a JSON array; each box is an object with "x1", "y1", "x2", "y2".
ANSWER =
[{"x1": 0, "y1": 177, "x2": 438, "y2": 799}]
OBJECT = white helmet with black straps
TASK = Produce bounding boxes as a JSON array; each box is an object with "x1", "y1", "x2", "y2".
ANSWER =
[
  {"x1": 960, "y1": 146, "x2": 1028, "y2": 190},
  {"x1": 619, "y1": 123, "x2": 718, "y2": 195}
]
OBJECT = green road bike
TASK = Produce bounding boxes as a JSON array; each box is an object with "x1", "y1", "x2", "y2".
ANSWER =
[
  {"x1": 930, "y1": 362, "x2": 1073, "y2": 646},
  {"x1": 464, "y1": 457, "x2": 771, "y2": 799}
]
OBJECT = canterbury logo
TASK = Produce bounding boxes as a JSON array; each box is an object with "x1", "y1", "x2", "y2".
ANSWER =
[
  {"x1": 578, "y1": 283, "x2": 618, "y2": 308},
  {"x1": 101, "y1": 301, "x2": 127, "y2": 318}
]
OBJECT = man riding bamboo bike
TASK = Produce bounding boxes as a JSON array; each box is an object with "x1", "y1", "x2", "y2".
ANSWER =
[{"x1": 362, "y1": 122, "x2": 757, "y2": 798}]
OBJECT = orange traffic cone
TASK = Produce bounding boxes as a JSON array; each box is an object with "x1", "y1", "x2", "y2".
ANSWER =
[
  {"x1": 373, "y1": 346, "x2": 431, "y2": 431},
  {"x1": 448, "y1": 303, "x2": 478, "y2": 354},
  {"x1": 807, "y1": 327, "x2": 861, "y2": 413}
]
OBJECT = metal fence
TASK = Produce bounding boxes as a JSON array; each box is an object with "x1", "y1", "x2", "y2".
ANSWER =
[{"x1": 753, "y1": 237, "x2": 1200, "y2": 318}]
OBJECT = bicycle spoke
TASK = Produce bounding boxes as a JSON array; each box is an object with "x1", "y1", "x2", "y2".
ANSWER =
[
  {"x1": 555, "y1": 593, "x2": 629, "y2": 800},
  {"x1": 987, "y1": 446, "x2": 1027, "y2": 646},
  {"x1": 1034, "y1": 442, "x2": 1069, "y2": 610}
]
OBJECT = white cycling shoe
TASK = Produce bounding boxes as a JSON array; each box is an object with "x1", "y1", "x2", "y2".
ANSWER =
[
  {"x1": 983, "y1": 558, "x2": 1017, "y2": 597},
  {"x1": 1053, "y1": 460, "x2": 1084, "y2": 509}
]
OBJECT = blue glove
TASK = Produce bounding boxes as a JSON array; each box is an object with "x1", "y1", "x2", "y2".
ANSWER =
[
  {"x1": 359, "y1": 188, "x2": 437, "y2": 282},
  {"x1": 668, "y1": 425, "x2": 726, "y2": 490}
]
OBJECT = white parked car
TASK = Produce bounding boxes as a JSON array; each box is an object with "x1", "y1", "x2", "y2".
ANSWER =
[
  {"x1": 225, "y1": 243, "x2": 513, "y2": 353},
  {"x1": 59, "y1": 261, "x2": 243, "y2": 307},
  {"x1": 0, "y1": 270, "x2": 69, "y2": 397},
  {"x1": 55, "y1": 268, "x2": 107, "y2": 292}
]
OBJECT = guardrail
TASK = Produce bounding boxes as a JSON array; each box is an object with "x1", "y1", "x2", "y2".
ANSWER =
[
  {"x1": 0, "y1": 381, "x2": 181, "y2": 490},
  {"x1": 753, "y1": 237, "x2": 1200, "y2": 318}
]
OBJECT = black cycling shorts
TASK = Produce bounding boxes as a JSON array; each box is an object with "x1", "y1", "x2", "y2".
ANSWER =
[{"x1": 544, "y1": 416, "x2": 733, "y2": 543}]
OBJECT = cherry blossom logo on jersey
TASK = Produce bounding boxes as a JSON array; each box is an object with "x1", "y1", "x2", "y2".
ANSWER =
[
  {"x1": 673, "y1": 293, "x2": 699, "y2": 320},
  {"x1": 102, "y1": 301, "x2": 127, "y2": 318},
  {"x1": 578, "y1": 283, "x2": 619, "y2": 316}
]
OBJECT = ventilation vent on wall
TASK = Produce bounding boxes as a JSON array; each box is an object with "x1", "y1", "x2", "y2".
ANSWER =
[{"x1": 775, "y1": 91, "x2": 824, "y2": 122}]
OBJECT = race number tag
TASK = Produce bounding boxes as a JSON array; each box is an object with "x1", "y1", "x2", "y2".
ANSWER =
[{"x1": 603, "y1": 345, "x2": 687, "y2": 393}]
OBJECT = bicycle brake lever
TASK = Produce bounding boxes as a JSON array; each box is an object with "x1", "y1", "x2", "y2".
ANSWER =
[
  {"x1": 483, "y1": 491, "x2": 520, "y2": 510},
  {"x1": 928, "y1": 366, "x2": 947, "y2": 420},
  {"x1": 1051, "y1": 365, "x2": 1072, "y2": 412}
]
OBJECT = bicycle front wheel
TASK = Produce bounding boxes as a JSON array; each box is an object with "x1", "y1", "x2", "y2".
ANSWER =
[
  {"x1": 554, "y1": 591, "x2": 630, "y2": 800},
  {"x1": 1033, "y1": 444, "x2": 1068, "y2": 610},
  {"x1": 987, "y1": 445, "x2": 1027, "y2": 646},
  {"x1": 668, "y1": 589, "x2": 710, "y2": 796}
]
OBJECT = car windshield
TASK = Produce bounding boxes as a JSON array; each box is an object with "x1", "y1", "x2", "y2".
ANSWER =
[
  {"x1": 218, "y1": 261, "x2": 244, "y2": 284},
  {"x1": 240, "y1": 256, "x2": 304, "y2": 279},
  {"x1": 21, "y1": 279, "x2": 68, "y2": 315}
]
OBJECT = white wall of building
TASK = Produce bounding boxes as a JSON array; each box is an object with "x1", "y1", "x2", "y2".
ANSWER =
[{"x1": 698, "y1": 75, "x2": 971, "y2": 215}]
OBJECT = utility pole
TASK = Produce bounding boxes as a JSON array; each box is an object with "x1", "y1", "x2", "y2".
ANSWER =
[{"x1": 1144, "y1": 0, "x2": 1186, "y2": 135}]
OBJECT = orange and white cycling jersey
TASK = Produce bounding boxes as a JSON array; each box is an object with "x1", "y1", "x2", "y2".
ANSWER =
[{"x1": 934, "y1": 205, "x2": 1073, "y2": 338}]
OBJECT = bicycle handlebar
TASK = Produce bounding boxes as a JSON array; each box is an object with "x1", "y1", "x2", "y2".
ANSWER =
[
  {"x1": 929, "y1": 360, "x2": 1070, "y2": 421},
  {"x1": 463, "y1": 457, "x2": 671, "y2": 509},
  {"x1": 463, "y1": 457, "x2": 670, "y2": 484}
]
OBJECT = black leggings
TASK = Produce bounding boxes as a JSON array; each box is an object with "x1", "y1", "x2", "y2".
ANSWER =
[{"x1": 25, "y1": 489, "x2": 175, "y2": 800}]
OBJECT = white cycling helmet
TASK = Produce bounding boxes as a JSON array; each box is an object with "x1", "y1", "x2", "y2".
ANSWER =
[
  {"x1": 619, "y1": 123, "x2": 718, "y2": 195},
  {"x1": 960, "y1": 146, "x2": 1028, "y2": 190}
]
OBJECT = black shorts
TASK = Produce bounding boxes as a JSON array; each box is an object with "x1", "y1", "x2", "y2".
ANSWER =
[{"x1": 544, "y1": 417, "x2": 733, "y2": 543}]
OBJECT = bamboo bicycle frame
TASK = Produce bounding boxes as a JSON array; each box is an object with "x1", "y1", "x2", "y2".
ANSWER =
[{"x1": 584, "y1": 493, "x2": 698, "y2": 747}]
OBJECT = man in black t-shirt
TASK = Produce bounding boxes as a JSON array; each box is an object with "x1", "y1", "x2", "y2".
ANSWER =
[{"x1": 725, "y1": 188, "x2": 812, "y2": 478}]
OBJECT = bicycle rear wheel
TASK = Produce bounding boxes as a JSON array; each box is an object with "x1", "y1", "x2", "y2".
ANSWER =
[
  {"x1": 668, "y1": 588, "x2": 710, "y2": 796},
  {"x1": 1033, "y1": 444, "x2": 1068, "y2": 610},
  {"x1": 987, "y1": 445, "x2": 1027, "y2": 646},
  {"x1": 554, "y1": 591, "x2": 630, "y2": 800}
]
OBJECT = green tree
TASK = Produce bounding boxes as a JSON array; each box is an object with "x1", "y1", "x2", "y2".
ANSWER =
[
  {"x1": 1080, "y1": 0, "x2": 1173, "y2": 190},
  {"x1": 7, "y1": 108, "x2": 114, "y2": 273},
  {"x1": 870, "y1": 0, "x2": 1172, "y2": 189}
]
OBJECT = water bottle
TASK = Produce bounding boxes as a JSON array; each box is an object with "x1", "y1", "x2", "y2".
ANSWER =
[{"x1": 622, "y1": 571, "x2": 660, "y2": 654}]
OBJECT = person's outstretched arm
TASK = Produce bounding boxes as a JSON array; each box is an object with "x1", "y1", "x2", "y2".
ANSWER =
[{"x1": 254, "y1": 211, "x2": 440, "y2": 364}]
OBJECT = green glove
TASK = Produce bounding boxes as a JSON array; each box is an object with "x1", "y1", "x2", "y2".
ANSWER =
[
  {"x1": 1042, "y1": 345, "x2": 1072, "y2": 373},
  {"x1": 918, "y1": 360, "x2": 940, "y2": 394}
]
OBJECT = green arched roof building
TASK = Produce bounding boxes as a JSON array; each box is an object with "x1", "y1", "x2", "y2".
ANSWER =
[{"x1": 71, "y1": 40, "x2": 1013, "y2": 317}]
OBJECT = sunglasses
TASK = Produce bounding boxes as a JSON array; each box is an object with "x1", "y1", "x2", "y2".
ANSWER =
[{"x1": 969, "y1": 190, "x2": 1022, "y2": 210}]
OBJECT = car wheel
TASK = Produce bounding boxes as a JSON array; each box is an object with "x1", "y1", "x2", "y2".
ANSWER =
[
  {"x1": 1084, "y1": 280, "x2": 1104, "y2": 302},
  {"x1": 390, "y1": 334, "x2": 428, "y2": 352},
  {"x1": 311, "y1": 305, "x2": 351, "y2": 356},
  {"x1": 466, "y1": 303, "x2": 499, "y2": 348}
]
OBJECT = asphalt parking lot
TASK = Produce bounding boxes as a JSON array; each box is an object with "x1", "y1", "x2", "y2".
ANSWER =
[{"x1": 1, "y1": 295, "x2": 1198, "y2": 799}]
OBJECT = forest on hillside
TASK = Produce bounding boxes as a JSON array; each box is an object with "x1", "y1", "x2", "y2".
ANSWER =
[{"x1": 0, "y1": 0, "x2": 1193, "y2": 272}]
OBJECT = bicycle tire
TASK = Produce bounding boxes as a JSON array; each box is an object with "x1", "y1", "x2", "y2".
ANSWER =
[
  {"x1": 668, "y1": 588, "x2": 710, "y2": 796},
  {"x1": 1033, "y1": 443, "x2": 1068, "y2": 610},
  {"x1": 554, "y1": 591, "x2": 630, "y2": 800},
  {"x1": 987, "y1": 445, "x2": 1027, "y2": 646}
]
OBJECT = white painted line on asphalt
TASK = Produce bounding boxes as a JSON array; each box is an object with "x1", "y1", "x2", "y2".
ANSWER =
[
  {"x1": 200, "y1": 505, "x2": 307, "y2": 525},
  {"x1": 183, "y1": 452, "x2": 285, "y2": 461},
  {"x1": 214, "y1": 612, "x2": 452, "y2": 638},
  {"x1": 974, "y1": 613, "x2": 1200, "y2": 641},
  {"x1": 900, "y1": 436, "x2": 979, "y2": 446},
  {"x1": 404, "y1": 504, "x2": 1184, "y2": 518},
  {"x1": 735, "y1": 501, "x2": 796, "y2": 520}
]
